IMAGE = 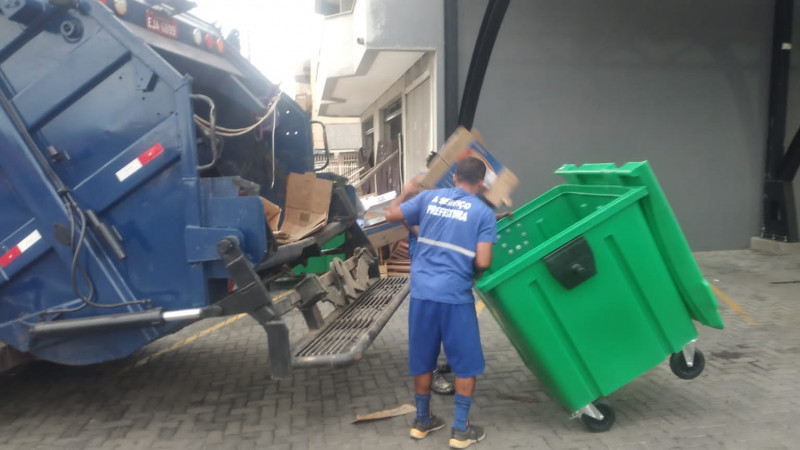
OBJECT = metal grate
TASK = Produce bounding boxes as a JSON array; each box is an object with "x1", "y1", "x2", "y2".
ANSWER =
[{"x1": 294, "y1": 277, "x2": 408, "y2": 357}]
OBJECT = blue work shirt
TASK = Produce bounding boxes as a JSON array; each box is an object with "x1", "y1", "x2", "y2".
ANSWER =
[{"x1": 400, "y1": 187, "x2": 497, "y2": 304}]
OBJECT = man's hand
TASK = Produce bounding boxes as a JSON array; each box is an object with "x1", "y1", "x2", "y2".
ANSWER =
[
  {"x1": 402, "y1": 173, "x2": 424, "y2": 197},
  {"x1": 495, "y1": 211, "x2": 513, "y2": 221},
  {"x1": 386, "y1": 174, "x2": 424, "y2": 222}
]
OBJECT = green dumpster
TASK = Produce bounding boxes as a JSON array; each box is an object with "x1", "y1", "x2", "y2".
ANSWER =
[{"x1": 474, "y1": 161, "x2": 724, "y2": 432}]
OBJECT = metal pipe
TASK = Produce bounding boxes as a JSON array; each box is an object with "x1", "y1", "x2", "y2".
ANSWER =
[
  {"x1": 458, "y1": 0, "x2": 510, "y2": 130},
  {"x1": 30, "y1": 306, "x2": 219, "y2": 338},
  {"x1": 30, "y1": 308, "x2": 165, "y2": 338},
  {"x1": 312, "y1": 120, "x2": 331, "y2": 172},
  {"x1": 354, "y1": 149, "x2": 399, "y2": 188}
]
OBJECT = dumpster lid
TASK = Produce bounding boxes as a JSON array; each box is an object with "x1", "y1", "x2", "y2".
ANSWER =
[{"x1": 554, "y1": 161, "x2": 724, "y2": 329}]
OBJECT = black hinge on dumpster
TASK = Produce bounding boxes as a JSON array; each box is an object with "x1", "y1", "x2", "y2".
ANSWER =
[{"x1": 543, "y1": 236, "x2": 596, "y2": 290}]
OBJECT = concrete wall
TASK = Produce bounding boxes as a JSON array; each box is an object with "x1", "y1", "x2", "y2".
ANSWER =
[{"x1": 457, "y1": 1, "x2": 774, "y2": 250}]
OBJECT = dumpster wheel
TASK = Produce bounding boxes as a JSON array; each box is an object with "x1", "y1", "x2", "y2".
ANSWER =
[
  {"x1": 669, "y1": 348, "x2": 705, "y2": 380},
  {"x1": 580, "y1": 402, "x2": 615, "y2": 432}
]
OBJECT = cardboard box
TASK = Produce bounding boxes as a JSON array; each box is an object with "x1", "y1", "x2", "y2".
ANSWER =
[
  {"x1": 361, "y1": 191, "x2": 397, "y2": 227},
  {"x1": 275, "y1": 172, "x2": 333, "y2": 243},
  {"x1": 361, "y1": 191, "x2": 397, "y2": 210},
  {"x1": 418, "y1": 126, "x2": 518, "y2": 208}
]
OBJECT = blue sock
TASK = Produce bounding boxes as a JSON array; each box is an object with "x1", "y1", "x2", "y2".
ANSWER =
[
  {"x1": 415, "y1": 393, "x2": 431, "y2": 423},
  {"x1": 453, "y1": 393, "x2": 472, "y2": 431}
]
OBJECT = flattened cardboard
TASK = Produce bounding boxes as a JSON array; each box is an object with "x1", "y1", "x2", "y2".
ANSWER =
[
  {"x1": 352, "y1": 403, "x2": 416, "y2": 423},
  {"x1": 278, "y1": 172, "x2": 333, "y2": 243},
  {"x1": 260, "y1": 196, "x2": 282, "y2": 232},
  {"x1": 418, "y1": 126, "x2": 518, "y2": 208}
]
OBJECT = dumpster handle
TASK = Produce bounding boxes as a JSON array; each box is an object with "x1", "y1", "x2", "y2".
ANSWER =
[{"x1": 543, "y1": 236, "x2": 597, "y2": 290}]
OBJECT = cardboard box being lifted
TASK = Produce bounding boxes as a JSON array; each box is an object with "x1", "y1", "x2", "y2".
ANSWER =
[
  {"x1": 274, "y1": 172, "x2": 333, "y2": 244},
  {"x1": 418, "y1": 126, "x2": 518, "y2": 208}
]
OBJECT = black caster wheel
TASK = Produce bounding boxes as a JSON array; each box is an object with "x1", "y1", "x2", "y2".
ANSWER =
[
  {"x1": 581, "y1": 402, "x2": 615, "y2": 432},
  {"x1": 670, "y1": 349, "x2": 705, "y2": 380}
]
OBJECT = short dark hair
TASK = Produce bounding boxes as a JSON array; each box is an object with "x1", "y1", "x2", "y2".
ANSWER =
[{"x1": 455, "y1": 157, "x2": 487, "y2": 185}]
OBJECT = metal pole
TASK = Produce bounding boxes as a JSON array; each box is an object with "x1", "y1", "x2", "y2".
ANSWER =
[
  {"x1": 762, "y1": 0, "x2": 799, "y2": 242},
  {"x1": 354, "y1": 149, "x2": 400, "y2": 188},
  {"x1": 765, "y1": 0, "x2": 792, "y2": 179},
  {"x1": 397, "y1": 132, "x2": 403, "y2": 186},
  {"x1": 777, "y1": 127, "x2": 800, "y2": 181},
  {"x1": 444, "y1": 0, "x2": 459, "y2": 136}
]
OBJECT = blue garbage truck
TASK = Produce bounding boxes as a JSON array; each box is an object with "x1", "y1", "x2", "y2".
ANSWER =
[{"x1": 0, "y1": 0, "x2": 408, "y2": 377}]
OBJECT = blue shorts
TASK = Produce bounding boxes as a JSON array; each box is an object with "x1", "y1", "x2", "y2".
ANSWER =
[{"x1": 408, "y1": 297, "x2": 485, "y2": 378}]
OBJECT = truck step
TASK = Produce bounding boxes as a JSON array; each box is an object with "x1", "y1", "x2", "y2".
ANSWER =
[{"x1": 291, "y1": 277, "x2": 409, "y2": 369}]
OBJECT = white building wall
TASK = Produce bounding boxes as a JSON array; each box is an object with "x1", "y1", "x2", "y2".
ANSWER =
[{"x1": 362, "y1": 0, "x2": 445, "y2": 152}]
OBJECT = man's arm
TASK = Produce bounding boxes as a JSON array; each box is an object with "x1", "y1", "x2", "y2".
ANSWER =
[
  {"x1": 385, "y1": 178, "x2": 422, "y2": 223},
  {"x1": 474, "y1": 242, "x2": 493, "y2": 272},
  {"x1": 474, "y1": 208, "x2": 502, "y2": 273}
]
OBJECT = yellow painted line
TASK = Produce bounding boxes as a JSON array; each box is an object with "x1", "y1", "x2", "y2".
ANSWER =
[
  {"x1": 117, "y1": 313, "x2": 247, "y2": 376},
  {"x1": 710, "y1": 284, "x2": 759, "y2": 325},
  {"x1": 476, "y1": 299, "x2": 485, "y2": 317}
]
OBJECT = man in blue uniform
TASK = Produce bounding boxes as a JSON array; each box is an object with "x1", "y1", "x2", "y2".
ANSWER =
[
  {"x1": 386, "y1": 157, "x2": 496, "y2": 449},
  {"x1": 406, "y1": 226, "x2": 457, "y2": 396}
]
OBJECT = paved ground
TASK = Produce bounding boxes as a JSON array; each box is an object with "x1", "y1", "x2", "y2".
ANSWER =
[{"x1": 0, "y1": 249, "x2": 798, "y2": 449}]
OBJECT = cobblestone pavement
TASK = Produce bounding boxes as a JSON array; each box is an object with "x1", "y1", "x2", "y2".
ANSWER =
[{"x1": 0, "y1": 250, "x2": 797, "y2": 449}]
